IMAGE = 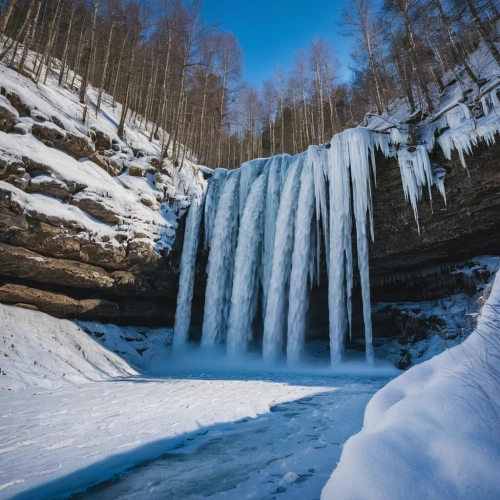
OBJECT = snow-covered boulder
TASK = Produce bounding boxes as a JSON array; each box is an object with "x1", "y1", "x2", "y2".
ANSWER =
[{"x1": 32, "y1": 121, "x2": 95, "y2": 159}]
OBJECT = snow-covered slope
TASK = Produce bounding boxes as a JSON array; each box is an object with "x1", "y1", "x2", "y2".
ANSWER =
[
  {"x1": 0, "y1": 52, "x2": 205, "y2": 258},
  {"x1": 0, "y1": 303, "x2": 137, "y2": 390},
  {"x1": 322, "y1": 270, "x2": 500, "y2": 500}
]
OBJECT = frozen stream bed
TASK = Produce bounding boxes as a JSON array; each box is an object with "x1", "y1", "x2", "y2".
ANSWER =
[
  {"x1": 0, "y1": 369, "x2": 392, "y2": 500},
  {"x1": 74, "y1": 373, "x2": 389, "y2": 500}
]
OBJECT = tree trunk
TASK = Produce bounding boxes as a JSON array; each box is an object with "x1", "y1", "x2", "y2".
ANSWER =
[
  {"x1": 19, "y1": 0, "x2": 42, "y2": 74},
  {"x1": 70, "y1": 14, "x2": 88, "y2": 91},
  {"x1": 79, "y1": 0, "x2": 100, "y2": 103},
  {"x1": 467, "y1": 0, "x2": 500, "y2": 66},
  {"x1": 117, "y1": 38, "x2": 137, "y2": 140},
  {"x1": 112, "y1": 33, "x2": 129, "y2": 107},
  {"x1": 58, "y1": 4, "x2": 76, "y2": 86},
  {"x1": 34, "y1": 0, "x2": 63, "y2": 83},
  {"x1": 400, "y1": 8, "x2": 434, "y2": 112},
  {"x1": 0, "y1": 0, "x2": 18, "y2": 36},
  {"x1": 435, "y1": 0, "x2": 477, "y2": 83}
]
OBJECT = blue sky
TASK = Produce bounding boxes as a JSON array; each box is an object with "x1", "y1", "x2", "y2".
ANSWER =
[{"x1": 202, "y1": 0, "x2": 354, "y2": 89}]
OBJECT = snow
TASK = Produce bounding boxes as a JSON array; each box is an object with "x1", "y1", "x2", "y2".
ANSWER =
[
  {"x1": 0, "y1": 304, "x2": 394, "y2": 500},
  {"x1": 322, "y1": 269, "x2": 500, "y2": 500},
  {"x1": 0, "y1": 55, "x2": 205, "y2": 255},
  {"x1": 0, "y1": 304, "x2": 136, "y2": 391}
]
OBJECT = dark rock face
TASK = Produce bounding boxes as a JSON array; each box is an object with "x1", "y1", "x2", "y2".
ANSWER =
[{"x1": 370, "y1": 141, "x2": 500, "y2": 276}]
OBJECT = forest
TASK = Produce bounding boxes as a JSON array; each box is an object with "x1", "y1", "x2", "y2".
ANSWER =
[{"x1": 0, "y1": 0, "x2": 499, "y2": 168}]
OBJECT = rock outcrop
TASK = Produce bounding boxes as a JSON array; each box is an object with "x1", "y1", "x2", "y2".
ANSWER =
[
  {"x1": 32, "y1": 122, "x2": 95, "y2": 159},
  {"x1": 371, "y1": 140, "x2": 500, "y2": 278}
]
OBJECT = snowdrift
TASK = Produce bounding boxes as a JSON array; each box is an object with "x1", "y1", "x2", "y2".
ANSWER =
[
  {"x1": 322, "y1": 271, "x2": 500, "y2": 500},
  {"x1": 0, "y1": 303, "x2": 137, "y2": 390}
]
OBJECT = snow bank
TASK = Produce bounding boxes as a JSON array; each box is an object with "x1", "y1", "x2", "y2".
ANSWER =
[
  {"x1": 322, "y1": 270, "x2": 500, "y2": 500},
  {"x1": 0, "y1": 304, "x2": 137, "y2": 390}
]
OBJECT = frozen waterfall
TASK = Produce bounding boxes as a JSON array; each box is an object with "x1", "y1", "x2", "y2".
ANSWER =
[
  {"x1": 226, "y1": 169, "x2": 269, "y2": 356},
  {"x1": 201, "y1": 171, "x2": 240, "y2": 346},
  {"x1": 173, "y1": 127, "x2": 448, "y2": 364},
  {"x1": 172, "y1": 189, "x2": 206, "y2": 348},
  {"x1": 262, "y1": 155, "x2": 303, "y2": 362}
]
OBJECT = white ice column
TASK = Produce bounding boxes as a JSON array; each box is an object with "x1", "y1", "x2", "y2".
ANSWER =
[
  {"x1": 201, "y1": 171, "x2": 240, "y2": 346},
  {"x1": 173, "y1": 188, "x2": 206, "y2": 348}
]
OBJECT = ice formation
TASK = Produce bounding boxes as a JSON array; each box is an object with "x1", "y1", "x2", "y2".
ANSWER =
[
  {"x1": 201, "y1": 171, "x2": 240, "y2": 346},
  {"x1": 173, "y1": 188, "x2": 206, "y2": 348},
  {"x1": 226, "y1": 170, "x2": 268, "y2": 356},
  {"x1": 173, "y1": 86, "x2": 500, "y2": 363},
  {"x1": 263, "y1": 155, "x2": 303, "y2": 361}
]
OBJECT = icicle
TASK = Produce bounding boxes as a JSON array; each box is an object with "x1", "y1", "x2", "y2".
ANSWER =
[
  {"x1": 432, "y1": 165, "x2": 447, "y2": 203},
  {"x1": 373, "y1": 132, "x2": 391, "y2": 157},
  {"x1": 327, "y1": 133, "x2": 351, "y2": 363},
  {"x1": 326, "y1": 128, "x2": 376, "y2": 363},
  {"x1": 397, "y1": 145, "x2": 434, "y2": 229},
  {"x1": 226, "y1": 170, "x2": 269, "y2": 356},
  {"x1": 239, "y1": 158, "x2": 267, "y2": 219},
  {"x1": 203, "y1": 169, "x2": 228, "y2": 250},
  {"x1": 287, "y1": 155, "x2": 315, "y2": 364},
  {"x1": 390, "y1": 126, "x2": 410, "y2": 146},
  {"x1": 310, "y1": 145, "x2": 329, "y2": 285},
  {"x1": 446, "y1": 103, "x2": 472, "y2": 129},
  {"x1": 261, "y1": 155, "x2": 288, "y2": 317},
  {"x1": 201, "y1": 171, "x2": 240, "y2": 346},
  {"x1": 262, "y1": 154, "x2": 304, "y2": 362},
  {"x1": 347, "y1": 129, "x2": 375, "y2": 364},
  {"x1": 173, "y1": 188, "x2": 207, "y2": 348},
  {"x1": 489, "y1": 89, "x2": 500, "y2": 111},
  {"x1": 438, "y1": 103, "x2": 476, "y2": 169}
]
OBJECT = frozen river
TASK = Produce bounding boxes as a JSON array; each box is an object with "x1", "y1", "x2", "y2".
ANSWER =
[{"x1": 72, "y1": 372, "x2": 390, "y2": 500}]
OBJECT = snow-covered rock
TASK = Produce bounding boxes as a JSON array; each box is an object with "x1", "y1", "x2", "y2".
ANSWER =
[{"x1": 0, "y1": 59, "x2": 205, "y2": 322}]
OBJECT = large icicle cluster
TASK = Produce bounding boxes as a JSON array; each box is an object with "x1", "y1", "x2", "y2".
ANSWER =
[
  {"x1": 173, "y1": 128, "x2": 390, "y2": 364},
  {"x1": 172, "y1": 84, "x2": 500, "y2": 363}
]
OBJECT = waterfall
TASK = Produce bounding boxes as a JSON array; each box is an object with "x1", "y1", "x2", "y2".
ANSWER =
[
  {"x1": 239, "y1": 158, "x2": 267, "y2": 219},
  {"x1": 327, "y1": 134, "x2": 353, "y2": 363},
  {"x1": 347, "y1": 129, "x2": 377, "y2": 364},
  {"x1": 204, "y1": 169, "x2": 228, "y2": 250},
  {"x1": 172, "y1": 189, "x2": 206, "y2": 348},
  {"x1": 173, "y1": 126, "x2": 448, "y2": 364},
  {"x1": 226, "y1": 170, "x2": 269, "y2": 356},
  {"x1": 262, "y1": 155, "x2": 290, "y2": 318},
  {"x1": 287, "y1": 149, "x2": 316, "y2": 364},
  {"x1": 201, "y1": 171, "x2": 240, "y2": 346},
  {"x1": 262, "y1": 155, "x2": 303, "y2": 362}
]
